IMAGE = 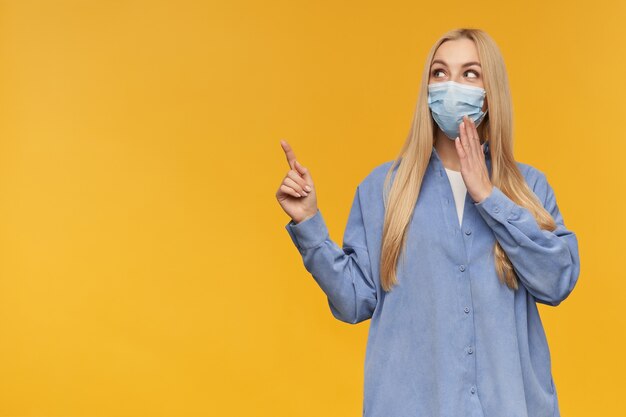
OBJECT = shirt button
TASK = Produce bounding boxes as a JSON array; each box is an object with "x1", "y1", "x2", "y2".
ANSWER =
[
  {"x1": 468, "y1": 347, "x2": 473, "y2": 354},
  {"x1": 470, "y1": 386, "x2": 476, "y2": 394},
  {"x1": 464, "y1": 230, "x2": 471, "y2": 235},
  {"x1": 464, "y1": 307, "x2": 470, "y2": 313},
  {"x1": 494, "y1": 206, "x2": 500, "y2": 213},
  {"x1": 459, "y1": 265, "x2": 466, "y2": 272}
]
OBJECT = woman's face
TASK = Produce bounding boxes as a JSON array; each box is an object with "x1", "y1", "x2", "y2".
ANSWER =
[{"x1": 429, "y1": 38, "x2": 488, "y2": 112}]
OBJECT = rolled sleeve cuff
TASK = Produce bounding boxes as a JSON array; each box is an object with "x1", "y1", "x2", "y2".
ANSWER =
[
  {"x1": 473, "y1": 186, "x2": 521, "y2": 226},
  {"x1": 285, "y1": 209, "x2": 329, "y2": 250}
]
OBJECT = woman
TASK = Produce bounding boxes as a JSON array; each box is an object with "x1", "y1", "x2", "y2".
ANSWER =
[{"x1": 275, "y1": 28, "x2": 580, "y2": 417}]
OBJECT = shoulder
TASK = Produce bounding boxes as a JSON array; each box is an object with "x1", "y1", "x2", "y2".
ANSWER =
[
  {"x1": 357, "y1": 160, "x2": 397, "y2": 192},
  {"x1": 347, "y1": 159, "x2": 397, "y2": 212},
  {"x1": 516, "y1": 160, "x2": 546, "y2": 184},
  {"x1": 363, "y1": 159, "x2": 396, "y2": 183},
  {"x1": 516, "y1": 161, "x2": 553, "y2": 204}
]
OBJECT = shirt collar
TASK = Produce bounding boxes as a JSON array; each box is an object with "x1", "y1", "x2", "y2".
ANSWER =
[
  {"x1": 430, "y1": 140, "x2": 491, "y2": 161},
  {"x1": 430, "y1": 140, "x2": 491, "y2": 177}
]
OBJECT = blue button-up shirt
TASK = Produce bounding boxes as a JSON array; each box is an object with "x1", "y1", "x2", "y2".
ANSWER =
[{"x1": 285, "y1": 142, "x2": 581, "y2": 417}]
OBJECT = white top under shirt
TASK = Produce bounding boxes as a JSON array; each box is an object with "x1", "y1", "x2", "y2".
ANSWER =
[{"x1": 444, "y1": 167, "x2": 467, "y2": 226}]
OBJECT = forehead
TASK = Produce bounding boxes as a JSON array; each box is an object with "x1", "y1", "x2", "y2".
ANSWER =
[{"x1": 432, "y1": 38, "x2": 480, "y2": 66}]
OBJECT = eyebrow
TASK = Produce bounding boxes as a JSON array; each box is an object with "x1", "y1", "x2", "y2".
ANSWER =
[{"x1": 431, "y1": 59, "x2": 481, "y2": 68}]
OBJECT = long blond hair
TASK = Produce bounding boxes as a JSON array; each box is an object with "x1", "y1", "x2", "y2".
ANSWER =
[{"x1": 380, "y1": 28, "x2": 556, "y2": 292}]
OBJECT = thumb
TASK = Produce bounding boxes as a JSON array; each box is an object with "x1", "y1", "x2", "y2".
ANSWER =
[{"x1": 294, "y1": 160, "x2": 312, "y2": 183}]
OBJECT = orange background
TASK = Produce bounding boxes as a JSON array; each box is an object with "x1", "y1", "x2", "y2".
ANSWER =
[{"x1": 0, "y1": 0, "x2": 623, "y2": 416}]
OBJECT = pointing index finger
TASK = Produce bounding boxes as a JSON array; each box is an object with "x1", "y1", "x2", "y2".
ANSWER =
[{"x1": 280, "y1": 139, "x2": 297, "y2": 170}]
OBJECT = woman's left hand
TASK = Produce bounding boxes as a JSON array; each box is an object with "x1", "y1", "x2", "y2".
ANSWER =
[{"x1": 454, "y1": 115, "x2": 494, "y2": 204}]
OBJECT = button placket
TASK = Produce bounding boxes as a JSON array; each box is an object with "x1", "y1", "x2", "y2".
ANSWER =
[{"x1": 440, "y1": 166, "x2": 479, "y2": 406}]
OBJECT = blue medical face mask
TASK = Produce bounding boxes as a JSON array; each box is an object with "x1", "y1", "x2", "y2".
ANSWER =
[{"x1": 427, "y1": 80, "x2": 488, "y2": 140}]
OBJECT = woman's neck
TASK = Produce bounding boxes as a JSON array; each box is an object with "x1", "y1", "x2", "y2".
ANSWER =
[{"x1": 434, "y1": 130, "x2": 461, "y2": 172}]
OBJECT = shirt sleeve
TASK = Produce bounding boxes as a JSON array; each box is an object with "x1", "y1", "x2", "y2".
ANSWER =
[
  {"x1": 473, "y1": 172, "x2": 581, "y2": 306},
  {"x1": 284, "y1": 185, "x2": 378, "y2": 324}
]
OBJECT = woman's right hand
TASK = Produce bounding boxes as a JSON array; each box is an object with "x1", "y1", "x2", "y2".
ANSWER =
[{"x1": 276, "y1": 139, "x2": 318, "y2": 224}]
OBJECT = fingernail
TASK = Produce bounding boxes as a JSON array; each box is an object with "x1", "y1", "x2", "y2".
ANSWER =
[
  {"x1": 295, "y1": 193, "x2": 301, "y2": 197},
  {"x1": 305, "y1": 185, "x2": 312, "y2": 191}
]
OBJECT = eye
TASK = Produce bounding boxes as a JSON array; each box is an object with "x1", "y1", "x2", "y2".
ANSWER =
[
  {"x1": 431, "y1": 68, "x2": 480, "y2": 79},
  {"x1": 431, "y1": 68, "x2": 445, "y2": 78}
]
